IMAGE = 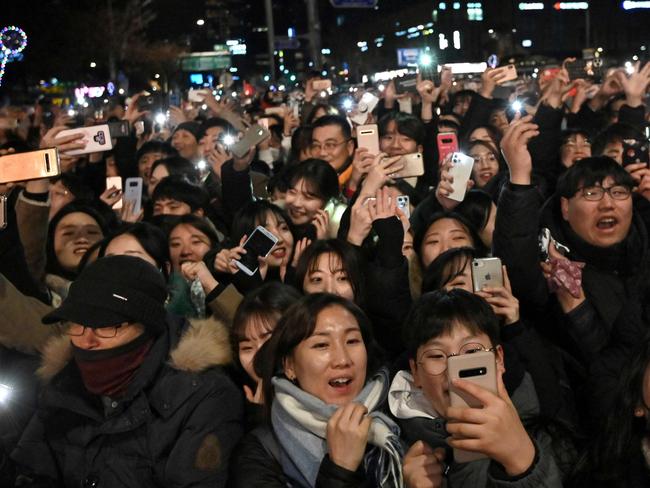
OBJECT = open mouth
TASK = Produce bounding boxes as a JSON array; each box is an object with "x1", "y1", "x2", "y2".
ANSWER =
[
  {"x1": 596, "y1": 217, "x2": 617, "y2": 230},
  {"x1": 73, "y1": 247, "x2": 89, "y2": 255},
  {"x1": 329, "y1": 377, "x2": 352, "y2": 389},
  {"x1": 271, "y1": 247, "x2": 286, "y2": 259}
]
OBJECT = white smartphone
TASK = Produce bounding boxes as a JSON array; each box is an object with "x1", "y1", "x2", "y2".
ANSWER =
[
  {"x1": 471, "y1": 257, "x2": 504, "y2": 292},
  {"x1": 397, "y1": 97, "x2": 413, "y2": 114},
  {"x1": 350, "y1": 92, "x2": 380, "y2": 125},
  {"x1": 447, "y1": 152, "x2": 475, "y2": 202},
  {"x1": 448, "y1": 350, "x2": 498, "y2": 463},
  {"x1": 356, "y1": 124, "x2": 380, "y2": 154},
  {"x1": 123, "y1": 177, "x2": 143, "y2": 215},
  {"x1": 493, "y1": 64, "x2": 518, "y2": 84},
  {"x1": 188, "y1": 88, "x2": 210, "y2": 103},
  {"x1": 234, "y1": 225, "x2": 279, "y2": 276},
  {"x1": 57, "y1": 124, "x2": 113, "y2": 155},
  {"x1": 396, "y1": 195, "x2": 410, "y2": 218},
  {"x1": 105, "y1": 176, "x2": 123, "y2": 210}
]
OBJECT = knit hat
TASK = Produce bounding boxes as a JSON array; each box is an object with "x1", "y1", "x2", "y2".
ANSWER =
[
  {"x1": 42, "y1": 255, "x2": 168, "y2": 335},
  {"x1": 173, "y1": 121, "x2": 201, "y2": 142}
]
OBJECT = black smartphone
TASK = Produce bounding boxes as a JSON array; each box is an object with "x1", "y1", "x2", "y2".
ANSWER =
[
  {"x1": 394, "y1": 74, "x2": 418, "y2": 94},
  {"x1": 622, "y1": 139, "x2": 650, "y2": 167},
  {"x1": 567, "y1": 58, "x2": 603, "y2": 82},
  {"x1": 108, "y1": 120, "x2": 131, "y2": 138}
]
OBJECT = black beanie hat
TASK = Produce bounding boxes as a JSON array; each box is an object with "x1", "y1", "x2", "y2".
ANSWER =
[
  {"x1": 173, "y1": 121, "x2": 202, "y2": 142},
  {"x1": 42, "y1": 255, "x2": 168, "y2": 335}
]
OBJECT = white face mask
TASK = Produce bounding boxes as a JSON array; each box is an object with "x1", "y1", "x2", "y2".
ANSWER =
[{"x1": 258, "y1": 147, "x2": 281, "y2": 167}]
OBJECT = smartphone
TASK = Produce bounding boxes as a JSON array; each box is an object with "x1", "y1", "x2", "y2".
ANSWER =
[
  {"x1": 492, "y1": 64, "x2": 518, "y2": 84},
  {"x1": 567, "y1": 58, "x2": 603, "y2": 82},
  {"x1": 437, "y1": 132, "x2": 459, "y2": 164},
  {"x1": 396, "y1": 195, "x2": 410, "y2": 218},
  {"x1": 234, "y1": 225, "x2": 279, "y2": 276},
  {"x1": 136, "y1": 94, "x2": 159, "y2": 111},
  {"x1": 397, "y1": 97, "x2": 413, "y2": 114},
  {"x1": 134, "y1": 121, "x2": 145, "y2": 136},
  {"x1": 0, "y1": 149, "x2": 60, "y2": 184},
  {"x1": 123, "y1": 177, "x2": 143, "y2": 215},
  {"x1": 395, "y1": 153, "x2": 424, "y2": 178},
  {"x1": 471, "y1": 257, "x2": 504, "y2": 292},
  {"x1": 447, "y1": 152, "x2": 475, "y2": 202},
  {"x1": 312, "y1": 79, "x2": 331, "y2": 91},
  {"x1": 108, "y1": 120, "x2": 131, "y2": 138},
  {"x1": 230, "y1": 124, "x2": 271, "y2": 158},
  {"x1": 357, "y1": 124, "x2": 380, "y2": 154},
  {"x1": 394, "y1": 74, "x2": 418, "y2": 94},
  {"x1": 622, "y1": 138, "x2": 650, "y2": 167},
  {"x1": 0, "y1": 194, "x2": 7, "y2": 230},
  {"x1": 350, "y1": 92, "x2": 380, "y2": 125},
  {"x1": 188, "y1": 88, "x2": 209, "y2": 103},
  {"x1": 448, "y1": 350, "x2": 498, "y2": 463},
  {"x1": 106, "y1": 176, "x2": 123, "y2": 210},
  {"x1": 56, "y1": 124, "x2": 114, "y2": 155},
  {"x1": 265, "y1": 106, "x2": 286, "y2": 116}
]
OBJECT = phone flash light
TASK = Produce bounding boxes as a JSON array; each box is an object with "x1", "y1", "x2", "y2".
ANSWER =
[
  {"x1": 67, "y1": 109, "x2": 76, "y2": 117},
  {"x1": 222, "y1": 134, "x2": 235, "y2": 146},
  {"x1": 0, "y1": 383, "x2": 12, "y2": 403},
  {"x1": 154, "y1": 113, "x2": 167, "y2": 125},
  {"x1": 342, "y1": 98, "x2": 353, "y2": 110},
  {"x1": 320, "y1": 91, "x2": 328, "y2": 98},
  {"x1": 511, "y1": 101, "x2": 523, "y2": 112},
  {"x1": 196, "y1": 160, "x2": 207, "y2": 171},
  {"x1": 420, "y1": 54, "x2": 433, "y2": 67}
]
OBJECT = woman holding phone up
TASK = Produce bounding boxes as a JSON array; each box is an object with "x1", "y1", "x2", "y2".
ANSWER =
[{"x1": 230, "y1": 293, "x2": 404, "y2": 487}]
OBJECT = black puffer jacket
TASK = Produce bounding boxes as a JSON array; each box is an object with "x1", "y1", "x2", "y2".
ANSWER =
[
  {"x1": 493, "y1": 183, "x2": 650, "y2": 422},
  {"x1": 10, "y1": 316, "x2": 243, "y2": 488}
]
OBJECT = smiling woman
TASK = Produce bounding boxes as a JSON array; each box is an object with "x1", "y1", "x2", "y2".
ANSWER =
[{"x1": 231, "y1": 294, "x2": 404, "y2": 488}]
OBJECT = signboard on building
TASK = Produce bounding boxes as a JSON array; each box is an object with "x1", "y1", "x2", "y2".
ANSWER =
[{"x1": 179, "y1": 51, "x2": 231, "y2": 71}]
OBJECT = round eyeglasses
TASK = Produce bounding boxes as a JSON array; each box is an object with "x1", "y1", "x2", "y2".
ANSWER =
[{"x1": 417, "y1": 342, "x2": 495, "y2": 376}]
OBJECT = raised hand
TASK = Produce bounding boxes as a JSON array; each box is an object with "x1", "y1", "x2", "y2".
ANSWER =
[
  {"x1": 500, "y1": 114, "x2": 539, "y2": 185},
  {"x1": 403, "y1": 441, "x2": 446, "y2": 488},
  {"x1": 445, "y1": 372, "x2": 536, "y2": 476},
  {"x1": 326, "y1": 403, "x2": 372, "y2": 472},
  {"x1": 617, "y1": 61, "x2": 650, "y2": 107}
]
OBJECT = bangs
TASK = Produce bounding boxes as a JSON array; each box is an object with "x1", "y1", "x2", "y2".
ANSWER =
[{"x1": 233, "y1": 311, "x2": 278, "y2": 343}]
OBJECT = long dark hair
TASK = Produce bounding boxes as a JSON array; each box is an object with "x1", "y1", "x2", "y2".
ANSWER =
[
  {"x1": 570, "y1": 339, "x2": 650, "y2": 486},
  {"x1": 294, "y1": 239, "x2": 366, "y2": 307},
  {"x1": 255, "y1": 293, "x2": 381, "y2": 418}
]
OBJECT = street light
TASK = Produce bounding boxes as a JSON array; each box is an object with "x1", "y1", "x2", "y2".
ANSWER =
[
  {"x1": 196, "y1": 19, "x2": 205, "y2": 26},
  {"x1": 90, "y1": 61, "x2": 97, "y2": 68}
]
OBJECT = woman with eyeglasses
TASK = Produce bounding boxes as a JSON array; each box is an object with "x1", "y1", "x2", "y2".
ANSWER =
[{"x1": 392, "y1": 289, "x2": 565, "y2": 488}]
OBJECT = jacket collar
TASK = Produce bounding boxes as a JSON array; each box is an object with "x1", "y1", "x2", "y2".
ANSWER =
[{"x1": 36, "y1": 314, "x2": 232, "y2": 384}]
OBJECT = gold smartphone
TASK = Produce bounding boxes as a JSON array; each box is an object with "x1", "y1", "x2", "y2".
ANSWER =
[
  {"x1": 0, "y1": 148, "x2": 60, "y2": 184},
  {"x1": 448, "y1": 350, "x2": 498, "y2": 463},
  {"x1": 396, "y1": 152, "x2": 424, "y2": 178}
]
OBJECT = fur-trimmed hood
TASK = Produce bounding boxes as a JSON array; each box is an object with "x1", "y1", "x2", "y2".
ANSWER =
[{"x1": 37, "y1": 316, "x2": 232, "y2": 383}]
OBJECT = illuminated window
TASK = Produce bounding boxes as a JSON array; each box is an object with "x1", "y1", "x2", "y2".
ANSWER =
[{"x1": 467, "y1": 2, "x2": 484, "y2": 20}]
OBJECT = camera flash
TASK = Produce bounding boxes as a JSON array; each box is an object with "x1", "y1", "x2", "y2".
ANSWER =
[
  {"x1": 222, "y1": 134, "x2": 235, "y2": 146},
  {"x1": 67, "y1": 109, "x2": 76, "y2": 117},
  {"x1": 196, "y1": 160, "x2": 207, "y2": 171},
  {"x1": 0, "y1": 383, "x2": 12, "y2": 403},
  {"x1": 342, "y1": 98, "x2": 353, "y2": 110},
  {"x1": 511, "y1": 100, "x2": 523, "y2": 112},
  {"x1": 154, "y1": 113, "x2": 167, "y2": 125}
]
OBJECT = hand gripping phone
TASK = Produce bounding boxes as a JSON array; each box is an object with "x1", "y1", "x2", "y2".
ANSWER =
[
  {"x1": 356, "y1": 124, "x2": 380, "y2": 154},
  {"x1": 447, "y1": 153, "x2": 475, "y2": 202},
  {"x1": 0, "y1": 149, "x2": 60, "y2": 184},
  {"x1": 396, "y1": 153, "x2": 424, "y2": 178},
  {"x1": 471, "y1": 257, "x2": 503, "y2": 292},
  {"x1": 123, "y1": 177, "x2": 143, "y2": 215},
  {"x1": 394, "y1": 74, "x2": 418, "y2": 94},
  {"x1": 235, "y1": 226, "x2": 279, "y2": 276},
  {"x1": 622, "y1": 138, "x2": 649, "y2": 167},
  {"x1": 492, "y1": 64, "x2": 518, "y2": 84},
  {"x1": 448, "y1": 350, "x2": 498, "y2": 463},
  {"x1": 105, "y1": 176, "x2": 123, "y2": 210},
  {"x1": 230, "y1": 124, "x2": 271, "y2": 159},
  {"x1": 57, "y1": 124, "x2": 114, "y2": 155},
  {"x1": 437, "y1": 132, "x2": 459, "y2": 164}
]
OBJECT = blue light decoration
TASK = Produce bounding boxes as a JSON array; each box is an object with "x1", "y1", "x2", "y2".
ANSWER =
[{"x1": 0, "y1": 26, "x2": 28, "y2": 87}]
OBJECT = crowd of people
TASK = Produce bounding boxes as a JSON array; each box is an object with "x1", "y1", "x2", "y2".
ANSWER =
[{"x1": 0, "y1": 52, "x2": 650, "y2": 487}]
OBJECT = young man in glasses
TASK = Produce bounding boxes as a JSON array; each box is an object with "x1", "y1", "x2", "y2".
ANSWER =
[
  {"x1": 9, "y1": 255, "x2": 242, "y2": 488},
  {"x1": 391, "y1": 289, "x2": 563, "y2": 488},
  {"x1": 496, "y1": 115, "x2": 649, "y2": 423}
]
